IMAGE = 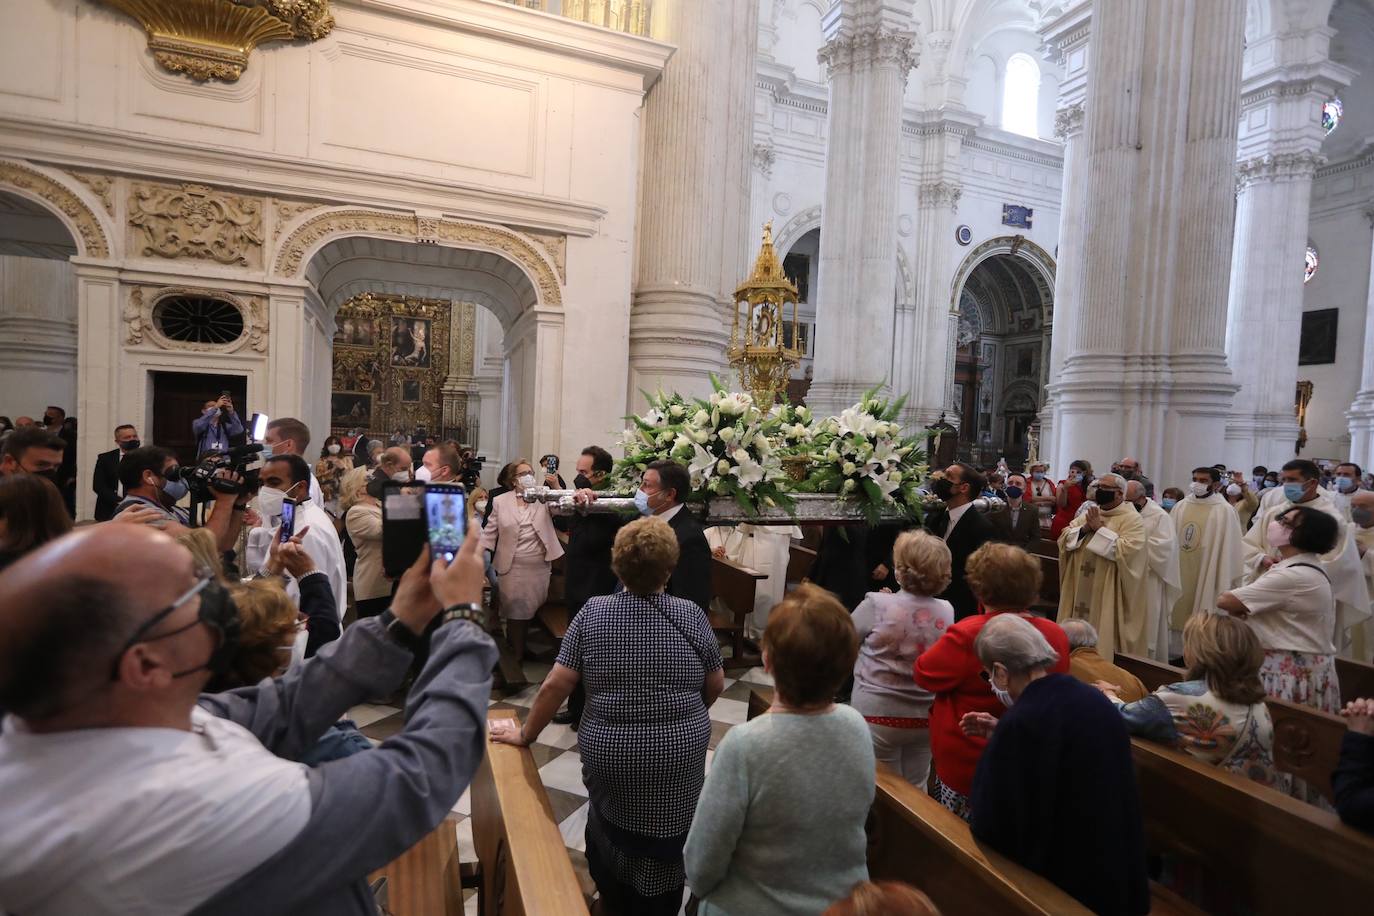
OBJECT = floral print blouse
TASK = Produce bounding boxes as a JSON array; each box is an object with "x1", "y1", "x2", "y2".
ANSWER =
[{"x1": 1113, "y1": 679, "x2": 1278, "y2": 788}]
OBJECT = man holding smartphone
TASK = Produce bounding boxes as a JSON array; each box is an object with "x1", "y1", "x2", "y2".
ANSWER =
[
  {"x1": 192, "y1": 394, "x2": 244, "y2": 457},
  {"x1": 249, "y1": 455, "x2": 347, "y2": 620}
]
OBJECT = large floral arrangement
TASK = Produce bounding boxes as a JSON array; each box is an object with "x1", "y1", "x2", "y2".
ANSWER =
[
  {"x1": 615, "y1": 376, "x2": 795, "y2": 514},
  {"x1": 796, "y1": 387, "x2": 929, "y2": 522}
]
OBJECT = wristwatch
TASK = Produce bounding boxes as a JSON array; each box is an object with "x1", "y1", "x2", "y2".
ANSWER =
[
  {"x1": 440, "y1": 602, "x2": 485, "y2": 629},
  {"x1": 379, "y1": 609, "x2": 425, "y2": 652}
]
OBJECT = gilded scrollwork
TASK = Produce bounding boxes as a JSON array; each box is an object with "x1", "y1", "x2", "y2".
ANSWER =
[
  {"x1": 0, "y1": 161, "x2": 111, "y2": 258},
  {"x1": 128, "y1": 182, "x2": 264, "y2": 267},
  {"x1": 274, "y1": 211, "x2": 564, "y2": 307}
]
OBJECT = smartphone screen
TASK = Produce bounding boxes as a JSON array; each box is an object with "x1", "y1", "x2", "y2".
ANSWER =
[
  {"x1": 250, "y1": 412, "x2": 269, "y2": 441},
  {"x1": 278, "y1": 499, "x2": 296, "y2": 543},
  {"x1": 424, "y1": 484, "x2": 467, "y2": 562},
  {"x1": 546, "y1": 455, "x2": 559, "y2": 474},
  {"x1": 382, "y1": 482, "x2": 427, "y2": 579}
]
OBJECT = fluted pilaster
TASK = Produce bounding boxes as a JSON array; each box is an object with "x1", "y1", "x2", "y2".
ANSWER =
[
  {"x1": 628, "y1": 0, "x2": 758, "y2": 405},
  {"x1": 1052, "y1": 0, "x2": 1245, "y2": 489},
  {"x1": 808, "y1": 7, "x2": 917, "y2": 415},
  {"x1": 1346, "y1": 208, "x2": 1374, "y2": 468}
]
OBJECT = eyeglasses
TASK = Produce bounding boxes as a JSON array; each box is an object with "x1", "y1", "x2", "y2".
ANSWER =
[{"x1": 110, "y1": 572, "x2": 213, "y2": 680}]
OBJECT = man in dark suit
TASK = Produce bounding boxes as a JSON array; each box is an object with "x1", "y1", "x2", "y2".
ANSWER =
[
  {"x1": 643, "y1": 459, "x2": 712, "y2": 612},
  {"x1": 923, "y1": 462, "x2": 995, "y2": 620},
  {"x1": 92, "y1": 424, "x2": 140, "y2": 522},
  {"x1": 988, "y1": 473, "x2": 1041, "y2": 552}
]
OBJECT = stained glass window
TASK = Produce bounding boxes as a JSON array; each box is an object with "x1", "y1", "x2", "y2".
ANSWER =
[
  {"x1": 1305, "y1": 245, "x2": 1319, "y2": 284},
  {"x1": 1322, "y1": 98, "x2": 1343, "y2": 135}
]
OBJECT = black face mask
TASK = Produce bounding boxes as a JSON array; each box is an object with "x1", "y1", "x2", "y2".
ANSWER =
[
  {"x1": 932, "y1": 478, "x2": 955, "y2": 501},
  {"x1": 1094, "y1": 489, "x2": 1119, "y2": 507},
  {"x1": 111, "y1": 576, "x2": 241, "y2": 681},
  {"x1": 119, "y1": 439, "x2": 141, "y2": 451},
  {"x1": 30, "y1": 468, "x2": 60, "y2": 485},
  {"x1": 573, "y1": 473, "x2": 593, "y2": 490}
]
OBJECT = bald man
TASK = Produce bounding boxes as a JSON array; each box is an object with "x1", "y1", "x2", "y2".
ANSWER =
[{"x1": 0, "y1": 524, "x2": 496, "y2": 915}]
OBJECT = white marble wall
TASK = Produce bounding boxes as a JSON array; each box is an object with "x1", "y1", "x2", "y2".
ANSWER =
[{"x1": 0, "y1": 254, "x2": 77, "y2": 417}]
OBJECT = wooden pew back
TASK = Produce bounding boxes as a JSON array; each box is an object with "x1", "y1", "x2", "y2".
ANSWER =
[
  {"x1": 470, "y1": 710, "x2": 590, "y2": 916},
  {"x1": 1132, "y1": 737, "x2": 1374, "y2": 913},
  {"x1": 368, "y1": 815, "x2": 466, "y2": 916},
  {"x1": 710, "y1": 555, "x2": 766, "y2": 669},
  {"x1": 1336, "y1": 655, "x2": 1374, "y2": 704},
  {"x1": 1113, "y1": 653, "x2": 1346, "y2": 802}
]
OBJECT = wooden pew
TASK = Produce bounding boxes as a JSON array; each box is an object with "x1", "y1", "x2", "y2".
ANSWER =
[
  {"x1": 744, "y1": 690, "x2": 1199, "y2": 916},
  {"x1": 1336, "y1": 655, "x2": 1374, "y2": 704},
  {"x1": 786, "y1": 542, "x2": 817, "y2": 584},
  {"x1": 710, "y1": 555, "x2": 766, "y2": 669},
  {"x1": 1132, "y1": 737, "x2": 1374, "y2": 913},
  {"x1": 1113, "y1": 653, "x2": 1347, "y2": 802},
  {"x1": 471, "y1": 709, "x2": 591, "y2": 916},
  {"x1": 368, "y1": 815, "x2": 470, "y2": 916}
]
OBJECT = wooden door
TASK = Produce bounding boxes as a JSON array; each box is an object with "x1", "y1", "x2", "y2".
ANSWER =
[{"x1": 150, "y1": 371, "x2": 248, "y2": 466}]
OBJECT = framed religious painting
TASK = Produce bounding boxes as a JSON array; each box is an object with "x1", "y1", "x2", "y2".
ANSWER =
[
  {"x1": 332, "y1": 393, "x2": 372, "y2": 428},
  {"x1": 334, "y1": 315, "x2": 377, "y2": 348},
  {"x1": 401, "y1": 379, "x2": 422, "y2": 403},
  {"x1": 1298, "y1": 309, "x2": 1338, "y2": 366},
  {"x1": 391, "y1": 316, "x2": 432, "y2": 368}
]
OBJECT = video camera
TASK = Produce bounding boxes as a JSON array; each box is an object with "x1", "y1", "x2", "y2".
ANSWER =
[
  {"x1": 185, "y1": 442, "x2": 266, "y2": 499},
  {"x1": 459, "y1": 453, "x2": 486, "y2": 490}
]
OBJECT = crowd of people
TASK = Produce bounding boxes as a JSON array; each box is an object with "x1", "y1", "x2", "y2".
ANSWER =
[{"x1": 3, "y1": 401, "x2": 1374, "y2": 915}]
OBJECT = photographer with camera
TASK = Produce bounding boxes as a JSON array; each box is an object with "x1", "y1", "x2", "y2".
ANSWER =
[
  {"x1": 246, "y1": 455, "x2": 348, "y2": 622},
  {"x1": 114, "y1": 446, "x2": 246, "y2": 553},
  {"x1": 192, "y1": 394, "x2": 244, "y2": 457}
]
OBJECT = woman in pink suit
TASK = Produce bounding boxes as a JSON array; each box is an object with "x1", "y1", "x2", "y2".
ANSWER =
[{"x1": 480, "y1": 458, "x2": 565, "y2": 660}]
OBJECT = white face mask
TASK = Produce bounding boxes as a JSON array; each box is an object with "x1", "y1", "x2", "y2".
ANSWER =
[
  {"x1": 517, "y1": 473, "x2": 536, "y2": 489},
  {"x1": 327, "y1": 444, "x2": 341, "y2": 455},
  {"x1": 1225, "y1": 483, "x2": 1242, "y2": 498},
  {"x1": 991, "y1": 682, "x2": 1014, "y2": 708},
  {"x1": 1190, "y1": 482, "x2": 1212, "y2": 498},
  {"x1": 414, "y1": 465, "x2": 433, "y2": 483},
  {"x1": 257, "y1": 486, "x2": 287, "y2": 519},
  {"x1": 391, "y1": 471, "x2": 411, "y2": 483},
  {"x1": 474, "y1": 499, "x2": 488, "y2": 514}
]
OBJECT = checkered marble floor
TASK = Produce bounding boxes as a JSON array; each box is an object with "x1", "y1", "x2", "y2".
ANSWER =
[{"x1": 348, "y1": 659, "x2": 776, "y2": 914}]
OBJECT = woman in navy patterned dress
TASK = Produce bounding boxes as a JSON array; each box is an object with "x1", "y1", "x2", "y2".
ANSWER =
[{"x1": 489, "y1": 515, "x2": 725, "y2": 915}]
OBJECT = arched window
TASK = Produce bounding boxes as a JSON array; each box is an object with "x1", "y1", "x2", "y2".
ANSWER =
[{"x1": 1002, "y1": 53, "x2": 1041, "y2": 138}]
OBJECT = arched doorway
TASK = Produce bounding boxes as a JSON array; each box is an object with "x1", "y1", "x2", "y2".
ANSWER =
[
  {"x1": 779, "y1": 227, "x2": 820, "y2": 402},
  {"x1": 949, "y1": 238, "x2": 1055, "y2": 467},
  {"x1": 287, "y1": 217, "x2": 564, "y2": 475}
]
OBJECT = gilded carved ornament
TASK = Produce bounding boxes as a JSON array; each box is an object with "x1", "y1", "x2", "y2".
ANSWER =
[
  {"x1": 128, "y1": 181, "x2": 264, "y2": 267},
  {"x1": 93, "y1": 0, "x2": 334, "y2": 83},
  {"x1": 274, "y1": 210, "x2": 563, "y2": 306},
  {"x1": 0, "y1": 161, "x2": 111, "y2": 258}
]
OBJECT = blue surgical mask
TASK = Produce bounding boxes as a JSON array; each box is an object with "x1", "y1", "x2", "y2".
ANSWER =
[
  {"x1": 1031, "y1": 472, "x2": 1045, "y2": 481},
  {"x1": 259, "y1": 442, "x2": 274, "y2": 460},
  {"x1": 162, "y1": 477, "x2": 188, "y2": 500},
  {"x1": 634, "y1": 488, "x2": 653, "y2": 516},
  {"x1": 1336, "y1": 477, "x2": 1357, "y2": 493},
  {"x1": 1162, "y1": 498, "x2": 1177, "y2": 510},
  {"x1": 1283, "y1": 482, "x2": 1306, "y2": 503}
]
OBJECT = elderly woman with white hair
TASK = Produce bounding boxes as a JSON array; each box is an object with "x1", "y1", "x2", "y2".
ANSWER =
[
  {"x1": 961, "y1": 613, "x2": 1150, "y2": 916},
  {"x1": 1056, "y1": 471, "x2": 1150, "y2": 657}
]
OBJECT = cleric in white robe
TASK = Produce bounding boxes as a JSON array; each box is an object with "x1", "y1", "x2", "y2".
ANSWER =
[
  {"x1": 1127, "y1": 481, "x2": 1180, "y2": 660},
  {"x1": 1243, "y1": 461, "x2": 1370, "y2": 658},
  {"x1": 1168, "y1": 468, "x2": 1244, "y2": 658},
  {"x1": 705, "y1": 523, "x2": 801, "y2": 636}
]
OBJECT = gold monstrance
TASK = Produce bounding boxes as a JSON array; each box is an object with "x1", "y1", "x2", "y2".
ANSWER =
[{"x1": 728, "y1": 222, "x2": 803, "y2": 409}]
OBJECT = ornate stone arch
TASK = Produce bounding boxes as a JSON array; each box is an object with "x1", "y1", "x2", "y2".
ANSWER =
[
  {"x1": 0, "y1": 160, "x2": 112, "y2": 258},
  {"x1": 949, "y1": 235, "x2": 1056, "y2": 322},
  {"x1": 773, "y1": 204, "x2": 823, "y2": 256},
  {"x1": 272, "y1": 209, "x2": 563, "y2": 309}
]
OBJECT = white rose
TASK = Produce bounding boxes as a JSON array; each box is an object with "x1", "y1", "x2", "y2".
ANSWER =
[
  {"x1": 753, "y1": 434, "x2": 770, "y2": 452},
  {"x1": 717, "y1": 459, "x2": 731, "y2": 475},
  {"x1": 670, "y1": 404, "x2": 685, "y2": 418},
  {"x1": 733, "y1": 448, "x2": 749, "y2": 463},
  {"x1": 692, "y1": 409, "x2": 710, "y2": 427},
  {"x1": 888, "y1": 471, "x2": 903, "y2": 483},
  {"x1": 841, "y1": 479, "x2": 857, "y2": 494},
  {"x1": 842, "y1": 462, "x2": 857, "y2": 476},
  {"x1": 796, "y1": 406, "x2": 811, "y2": 420},
  {"x1": 691, "y1": 429, "x2": 709, "y2": 444},
  {"x1": 719, "y1": 427, "x2": 737, "y2": 442}
]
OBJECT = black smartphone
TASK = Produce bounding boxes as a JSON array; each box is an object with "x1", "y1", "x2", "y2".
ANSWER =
[
  {"x1": 424, "y1": 483, "x2": 467, "y2": 563},
  {"x1": 278, "y1": 499, "x2": 296, "y2": 543},
  {"x1": 382, "y1": 481, "x2": 427, "y2": 579},
  {"x1": 546, "y1": 455, "x2": 559, "y2": 474}
]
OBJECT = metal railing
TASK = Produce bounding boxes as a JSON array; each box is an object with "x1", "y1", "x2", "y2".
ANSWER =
[{"x1": 497, "y1": 0, "x2": 652, "y2": 37}]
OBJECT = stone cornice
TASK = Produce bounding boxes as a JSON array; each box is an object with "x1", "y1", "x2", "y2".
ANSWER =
[
  {"x1": 1038, "y1": 1, "x2": 1091, "y2": 65},
  {"x1": 818, "y1": 27, "x2": 918, "y2": 77},
  {"x1": 962, "y1": 136, "x2": 1064, "y2": 170},
  {"x1": 1235, "y1": 151, "x2": 1324, "y2": 190},
  {"x1": 1314, "y1": 150, "x2": 1374, "y2": 180}
]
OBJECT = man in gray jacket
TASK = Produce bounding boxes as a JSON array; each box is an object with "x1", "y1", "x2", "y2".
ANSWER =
[{"x1": 0, "y1": 521, "x2": 494, "y2": 916}]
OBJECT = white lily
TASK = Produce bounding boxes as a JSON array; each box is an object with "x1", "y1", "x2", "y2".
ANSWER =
[
  {"x1": 731, "y1": 451, "x2": 766, "y2": 487},
  {"x1": 838, "y1": 407, "x2": 880, "y2": 438}
]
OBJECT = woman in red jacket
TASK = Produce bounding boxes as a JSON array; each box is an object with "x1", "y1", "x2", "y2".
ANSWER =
[
  {"x1": 913, "y1": 542, "x2": 1070, "y2": 819},
  {"x1": 1049, "y1": 459, "x2": 1093, "y2": 538}
]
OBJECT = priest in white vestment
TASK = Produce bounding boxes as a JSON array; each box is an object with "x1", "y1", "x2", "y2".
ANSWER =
[
  {"x1": 705, "y1": 523, "x2": 802, "y2": 636},
  {"x1": 1168, "y1": 468, "x2": 1244, "y2": 658},
  {"x1": 1244, "y1": 461, "x2": 1370, "y2": 658},
  {"x1": 1058, "y1": 474, "x2": 1149, "y2": 656},
  {"x1": 1348, "y1": 490, "x2": 1374, "y2": 662},
  {"x1": 1127, "y1": 481, "x2": 1181, "y2": 660}
]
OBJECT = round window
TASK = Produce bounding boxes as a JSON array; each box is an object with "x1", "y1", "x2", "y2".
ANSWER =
[{"x1": 152, "y1": 295, "x2": 245, "y2": 345}]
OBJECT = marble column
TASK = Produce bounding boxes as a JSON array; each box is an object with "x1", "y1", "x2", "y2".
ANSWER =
[
  {"x1": 806, "y1": 1, "x2": 917, "y2": 416},
  {"x1": 73, "y1": 261, "x2": 120, "y2": 522},
  {"x1": 1347, "y1": 208, "x2": 1374, "y2": 469},
  {"x1": 1224, "y1": 61, "x2": 1351, "y2": 469},
  {"x1": 1050, "y1": 0, "x2": 1245, "y2": 490},
  {"x1": 627, "y1": 0, "x2": 758, "y2": 406},
  {"x1": 1037, "y1": 1, "x2": 1089, "y2": 472}
]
